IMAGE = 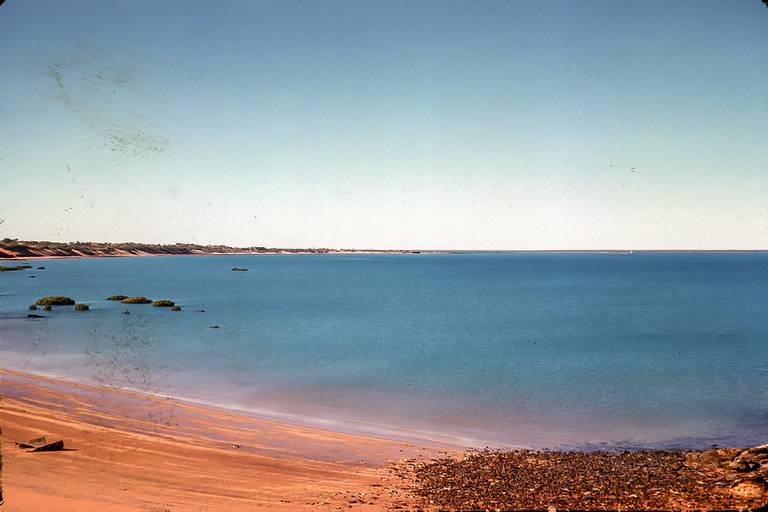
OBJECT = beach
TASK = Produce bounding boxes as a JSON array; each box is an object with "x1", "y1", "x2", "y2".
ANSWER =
[
  {"x1": 0, "y1": 368, "x2": 450, "y2": 511},
  {"x1": 2, "y1": 369, "x2": 767, "y2": 511}
]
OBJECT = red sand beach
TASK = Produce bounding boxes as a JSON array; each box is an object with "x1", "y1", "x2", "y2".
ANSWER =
[
  {"x1": 0, "y1": 368, "x2": 451, "y2": 511},
  {"x1": 1, "y1": 368, "x2": 767, "y2": 510}
]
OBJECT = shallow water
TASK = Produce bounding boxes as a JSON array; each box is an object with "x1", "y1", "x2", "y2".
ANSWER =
[{"x1": 1, "y1": 253, "x2": 767, "y2": 448}]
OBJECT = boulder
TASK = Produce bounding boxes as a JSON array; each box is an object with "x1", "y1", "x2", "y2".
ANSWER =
[
  {"x1": 121, "y1": 296, "x2": 152, "y2": 304},
  {"x1": 35, "y1": 296, "x2": 75, "y2": 306},
  {"x1": 0, "y1": 264, "x2": 32, "y2": 272},
  {"x1": 738, "y1": 445, "x2": 768, "y2": 463}
]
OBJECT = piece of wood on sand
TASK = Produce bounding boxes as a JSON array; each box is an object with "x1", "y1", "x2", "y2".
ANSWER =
[{"x1": 16, "y1": 436, "x2": 65, "y2": 452}]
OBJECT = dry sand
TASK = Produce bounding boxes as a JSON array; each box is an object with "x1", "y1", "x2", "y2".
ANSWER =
[{"x1": 0, "y1": 369, "x2": 452, "y2": 511}]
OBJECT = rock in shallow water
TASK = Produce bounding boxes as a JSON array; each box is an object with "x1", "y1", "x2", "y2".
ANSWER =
[
  {"x1": 121, "y1": 296, "x2": 152, "y2": 304},
  {"x1": 35, "y1": 296, "x2": 75, "y2": 306}
]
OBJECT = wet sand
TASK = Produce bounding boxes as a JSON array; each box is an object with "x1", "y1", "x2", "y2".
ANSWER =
[{"x1": 0, "y1": 368, "x2": 452, "y2": 511}]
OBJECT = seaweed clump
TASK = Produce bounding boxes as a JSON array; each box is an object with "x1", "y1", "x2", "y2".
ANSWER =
[
  {"x1": 106, "y1": 295, "x2": 129, "y2": 301},
  {"x1": 152, "y1": 299, "x2": 175, "y2": 307},
  {"x1": 74, "y1": 303, "x2": 90, "y2": 311}
]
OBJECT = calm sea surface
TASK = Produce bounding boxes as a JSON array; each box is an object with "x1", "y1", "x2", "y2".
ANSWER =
[{"x1": 1, "y1": 253, "x2": 767, "y2": 448}]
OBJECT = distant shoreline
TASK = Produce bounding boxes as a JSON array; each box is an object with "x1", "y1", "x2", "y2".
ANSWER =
[
  {"x1": 2, "y1": 240, "x2": 767, "y2": 260},
  {"x1": 0, "y1": 240, "x2": 427, "y2": 260}
]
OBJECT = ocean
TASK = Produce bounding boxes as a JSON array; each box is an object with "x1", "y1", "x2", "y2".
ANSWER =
[{"x1": 1, "y1": 252, "x2": 767, "y2": 449}]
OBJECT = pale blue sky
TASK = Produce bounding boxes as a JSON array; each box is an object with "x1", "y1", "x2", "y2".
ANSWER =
[{"x1": 1, "y1": 0, "x2": 767, "y2": 249}]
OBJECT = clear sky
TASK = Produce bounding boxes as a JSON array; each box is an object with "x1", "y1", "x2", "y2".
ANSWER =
[{"x1": 1, "y1": 0, "x2": 767, "y2": 249}]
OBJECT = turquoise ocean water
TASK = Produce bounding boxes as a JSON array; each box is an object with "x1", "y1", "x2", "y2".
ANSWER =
[{"x1": 1, "y1": 253, "x2": 767, "y2": 448}]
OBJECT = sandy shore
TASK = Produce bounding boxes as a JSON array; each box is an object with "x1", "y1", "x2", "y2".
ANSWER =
[
  {"x1": 0, "y1": 368, "x2": 452, "y2": 511},
  {"x1": 2, "y1": 369, "x2": 767, "y2": 511}
]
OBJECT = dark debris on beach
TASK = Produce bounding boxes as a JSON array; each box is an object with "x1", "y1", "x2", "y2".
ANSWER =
[{"x1": 392, "y1": 445, "x2": 768, "y2": 510}]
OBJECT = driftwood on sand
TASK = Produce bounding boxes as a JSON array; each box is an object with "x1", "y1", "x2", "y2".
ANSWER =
[{"x1": 16, "y1": 436, "x2": 65, "y2": 452}]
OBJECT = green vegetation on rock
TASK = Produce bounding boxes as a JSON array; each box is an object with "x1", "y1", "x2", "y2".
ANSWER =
[
  {"x1": 106, "y1": 295, "x2": 129, "y2": 301},
  {"x1": 121, "y1": 296, "x2": 152, "y2": 304},
  {"x1": 35, "y1": 296, "x2": 75, "y2": 306},
  {"x1": 152, "y1": 299, "x2": 175, "y2": 307}
]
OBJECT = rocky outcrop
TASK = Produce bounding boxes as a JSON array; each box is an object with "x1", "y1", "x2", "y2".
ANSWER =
[
  {"x1": 121, "y1": 297, "x2": 152, "y2": 304},
  {"x1": 729, "y1": 445, "x2": 768, "y2": 475},
  {"x1": 35, "y1": 296, "x2": 75, "y2": 306},
  {"x1": 0, "y1": 264, "x2": 32, "y2": 272}
]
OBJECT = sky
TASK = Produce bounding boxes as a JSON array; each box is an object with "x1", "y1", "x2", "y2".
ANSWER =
[{"x1": 1, "y1": 0, "x2": 767, "y2": 250}]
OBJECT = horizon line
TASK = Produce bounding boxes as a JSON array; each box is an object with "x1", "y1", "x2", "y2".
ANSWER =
[{"x1": 2, "y1": 239, "x2": 768, "y2": 254}]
